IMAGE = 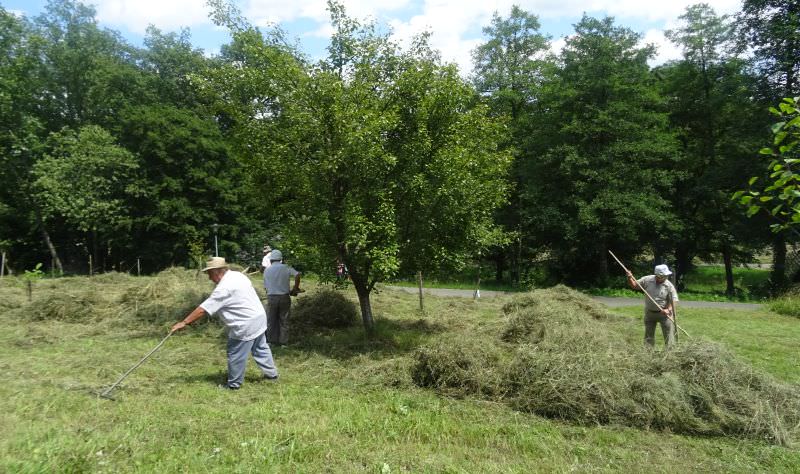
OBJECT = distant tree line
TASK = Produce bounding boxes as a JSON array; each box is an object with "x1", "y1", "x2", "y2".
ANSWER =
[{"x1": 1, "y1": 0, "x2": 797, "y2": 302}]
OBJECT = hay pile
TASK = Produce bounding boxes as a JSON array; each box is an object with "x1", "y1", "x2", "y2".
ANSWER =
[
  {"x1": 24, "y1": 268, "x2": 210, "y2": 327},
  {"x1": 120, "y1": 267, "x2": 210, "y2": 324},
  {"x1": 292, "y1": 288, "x2": 359, "y2": 329},
  {"x1": 412, "y1": 285, "x2": 800, "y2": 445}
]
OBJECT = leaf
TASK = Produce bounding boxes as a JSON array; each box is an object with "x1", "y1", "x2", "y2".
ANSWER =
[
  {"x1": 748, "y1": 176, "x2": 759, "y2": 185},
  {"x1": 759, "y1": 196, "x2": 773, "y2": 202},
  {"x1": 759, "y1": 147, "x2": 774, "y2": 155},
  {"x1": 746, "y1": 205, "x2": 760, "y2": 217}
]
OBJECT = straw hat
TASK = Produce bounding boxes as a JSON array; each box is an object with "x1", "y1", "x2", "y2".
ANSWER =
[{"x1": 201, "y1": 256, "x2": 229, "y2": 272}]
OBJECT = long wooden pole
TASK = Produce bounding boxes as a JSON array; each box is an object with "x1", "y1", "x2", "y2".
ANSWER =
[
  {"x1": 608, "y1": 250, "x2": 690, "y2": 338},
  {"x1": 99, "y1": 331, "x2": 175, "y2": 400}
]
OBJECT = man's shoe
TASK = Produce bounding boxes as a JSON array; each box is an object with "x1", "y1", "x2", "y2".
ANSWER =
[
  {"x1": 263, "y1": 374, "x2": 279, "y2": 381},
  {"x1": 217, "y1": 383, "x2": 240, "y2": 390}
]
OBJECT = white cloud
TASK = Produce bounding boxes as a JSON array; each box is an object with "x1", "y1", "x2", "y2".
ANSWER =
[
  {"x1": 642, "y1": 29, "x2": 682, "y2": 66},
  {"x1": 85, "y1": 0, "x2": 743, "y2": 72},
  {"x1": 244, "y1": 0, "x2": 411, "y2": 26},
  {"x1": 91, "y1": 0, "x2": 212, "y2": 33}
]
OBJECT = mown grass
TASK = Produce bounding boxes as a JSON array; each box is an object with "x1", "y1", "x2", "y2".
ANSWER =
[{"x1": 1, "y1": 272, "x2": 799, "y2": 472}]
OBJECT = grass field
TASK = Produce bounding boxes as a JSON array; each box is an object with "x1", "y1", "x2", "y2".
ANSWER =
[
  {"x1": 1, "y1": 271, "x2": 799, "y2": 472},
  {"x1": 393, "y1": 265, "x2": 773, "y2": 302}
]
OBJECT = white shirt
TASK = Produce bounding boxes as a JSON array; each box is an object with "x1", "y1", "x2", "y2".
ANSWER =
[
  {"x1": 263, "y1": 262, "x2": 300, "y2": 295},
  {"x1": 200, "y1": 270, "x2": 267, "y2": 341}
]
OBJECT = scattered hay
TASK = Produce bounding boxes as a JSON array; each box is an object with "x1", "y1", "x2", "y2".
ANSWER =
[
  {"x1": 120, "y1": 268, "x2": 210, "y2": 325},
  {"x1": 412, "y1": 285, "x2": 800, "y2": 445},
  {"x1": 411, "y1": 339, "x2": 507, "y2": 398},
  {"x1": 292, "y1": 288, "x2": 359, "y2": 329}
]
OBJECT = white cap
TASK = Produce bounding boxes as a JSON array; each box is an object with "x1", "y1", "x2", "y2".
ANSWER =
[{"x1": 654, "y1": 264, "x2": 672, "y2": 276}]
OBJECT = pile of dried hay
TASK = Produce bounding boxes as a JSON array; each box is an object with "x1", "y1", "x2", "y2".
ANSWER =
[
  {"x1": 119, "y1": 267, "x2": 210, "y2": 325},
  {"x1": 412, "y1": 285, "x2": 800, "y2": 445},
  {"x1": 292, "y1": 288, "x2": 359, "y2": 329}
]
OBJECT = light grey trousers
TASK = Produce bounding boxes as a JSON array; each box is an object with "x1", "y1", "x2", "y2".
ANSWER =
[
  {"x1": 226, "y1": 332, "x2": 278, "y2": 388},
  {"x1": 266, "y1": 294, "x2": 292, "y2": 345},
  {"x1": 644, "y1": 310, "x2": 675, "y2": 348}
]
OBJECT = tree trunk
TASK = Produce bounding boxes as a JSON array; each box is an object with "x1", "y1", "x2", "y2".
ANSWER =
[
  {"x1": 722, "y1": 243, "x2": 735, "y2": 297},
  {"x1": 34, "y1": 210, "x2": 63, "y2": 275},
  {"x1": 351, "y1": 275, "x2": 374, "y2": 334},
  {"x1": 494, "y1": 252, "x2": 505, "y2": 283},
  {"x1": 771, "y1": 233, "x2": 787, "y2": 291},
  {"x1": 674, "y1": 244, "x2": 692, "y2": 291}
]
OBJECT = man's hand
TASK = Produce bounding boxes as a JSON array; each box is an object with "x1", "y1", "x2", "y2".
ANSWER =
[
  {"x1": 171, "y1": 321, "x2": 187, "y2": 333},
  {"x1": 289, "y1": 287, "x2": 304, "y2": 296}
]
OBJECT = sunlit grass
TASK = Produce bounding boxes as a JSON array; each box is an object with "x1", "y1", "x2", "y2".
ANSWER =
[{"x1": 1, "y1": 272, "x2": 798, "y2": 472}]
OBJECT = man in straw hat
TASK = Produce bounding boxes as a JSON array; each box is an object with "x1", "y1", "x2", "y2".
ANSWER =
[
  {"x1": 171, "y1": 256, "x2": 279, "y2": 389},
  {"x1": 626, "y1": 264, "x2": 679, "y2": 348}
]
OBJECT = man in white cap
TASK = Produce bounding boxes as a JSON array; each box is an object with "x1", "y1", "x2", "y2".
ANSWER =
[
  {"x1": 171, "y1": 256, "x2": 279, "y2": 389},
  {"x1": 263, "y1": 249, "x2": 301, "y2": 346},
  {"x1": 626, "y1": 264, "x2": 679, "y2": 348},
  {"x1": 261, "y1": 245, "x2": 272, "y2": 294}
]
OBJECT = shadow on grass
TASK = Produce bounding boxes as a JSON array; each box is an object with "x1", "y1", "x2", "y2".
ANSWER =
[{"x1": 284, "y1": 317, "x2": 448, "y2": 361}]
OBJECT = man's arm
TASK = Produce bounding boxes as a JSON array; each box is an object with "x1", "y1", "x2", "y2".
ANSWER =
[
  {"x1": 626, "y1": 271, "x2": 638, "y2": 290},
  {"x1": 171, "y1": 306, "x2": 207, "y2": 332},
  {"x1": 289, "y1": 273, "x2": 302, "y2": 296}
]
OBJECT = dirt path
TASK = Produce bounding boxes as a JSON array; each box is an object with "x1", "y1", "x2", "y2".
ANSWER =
[{"x1": 385, "y1": 286, "x2": 764, "y2": 310}]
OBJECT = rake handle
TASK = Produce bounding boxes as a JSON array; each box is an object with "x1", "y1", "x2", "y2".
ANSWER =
[{"x1": 100, "y1": 330, "x2": 175, "y2": 398}]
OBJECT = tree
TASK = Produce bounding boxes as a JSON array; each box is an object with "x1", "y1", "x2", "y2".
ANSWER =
[
  {"x1": 662, "y1": 3, "x2": 770, "y2": 295},
  {"x1": 521, "y1": 15, "x2": 682, "y2": 284},
  {"x1": 116, "y1": 105, "x2": 244, "y2": 270},
  {"x1": 471, "y1": 5, "x2": 552, "y2": 284},
  {"x1": 735, "y1": 97, "x2": 800, "y2": 229},
  {"x1": 738, "y1": 0, "x2": 800, "y2": 99},
  {"x1": 205, "y1": 1, "x2": 511, "y2": 332},
  {"x1": 31, "y1": 125, "x2": 141, "y2": 271}
]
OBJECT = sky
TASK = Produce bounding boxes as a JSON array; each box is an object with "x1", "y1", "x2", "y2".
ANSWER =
[{"x1": 3, "y1": 0, "x2": 744, "y2": 73}]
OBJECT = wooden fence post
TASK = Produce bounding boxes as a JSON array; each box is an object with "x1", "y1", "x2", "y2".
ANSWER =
[{"x1": 417, "y1": 270, "x2": 424, "y2": 313}]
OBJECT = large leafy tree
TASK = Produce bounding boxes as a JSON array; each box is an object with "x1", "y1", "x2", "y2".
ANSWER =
[
  {"x1": 738, "y1": 0, "x2": 800, "y2": 286},
  {"x1": 738, "y1": 0, "x2": 800, "y2": 99},
  {"x1": 522, "y1": 15, "x2": 682, "y2": 284},
  {"x1": 116, "y1": 105, "x2": 243, "y2": 270},
  {"x1": 471, "y1": 5, "x2": 552, "y2": 284},
  {"x1": 31, "y1": 125, "x2": 141, "y2": 271},
  {"x1": 205, "y1": 1, "x2": 511, "y2": 331},
  {"x1": 661, "y1": 3, "x2": 770, "y2": 294}
]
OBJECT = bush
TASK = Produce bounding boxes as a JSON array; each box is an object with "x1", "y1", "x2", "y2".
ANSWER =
[{"x1": 292, "y1": 288, "x2": 359, "y2": 329}]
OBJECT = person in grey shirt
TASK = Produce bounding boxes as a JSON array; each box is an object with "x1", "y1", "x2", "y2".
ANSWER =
[
  {"x1": 263, "y1": 249, "x2": 301, "y2": 346},
  {"x1": 626, "y1": 264, "x2": 679, "y2": 348},
  {"x1": 171, "y1": 257, "x2": 279, "y2": 389}
]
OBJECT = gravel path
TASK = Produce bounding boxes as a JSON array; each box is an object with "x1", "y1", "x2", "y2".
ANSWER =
[{"x1": 385, "y1": 286, "x2": 764, "y2": 310}]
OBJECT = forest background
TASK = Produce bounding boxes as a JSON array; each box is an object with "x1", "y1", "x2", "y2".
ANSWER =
[{"x1": 1, "y1": 0, "x2": 799, "y2": 312}]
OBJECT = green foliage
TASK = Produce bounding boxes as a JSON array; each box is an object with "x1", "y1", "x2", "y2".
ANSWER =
[
  {"x1": 32, "y1": 125, "x2": 141, "y2": 234},
  {"x1": 520, "y1": 15, "x2": 681, "y2": 282},
  {"x1": 734, "y1": 97, "x2": 800, "y2": 231},
  {"x1": 204, "y1": 1, "x2": 511, "y2": 330},
  {"x1": 23, "y1": 263, "x2": 44, "y2": 282},
  {"x1": 738, "y1": 0, "x2": 800, "y2": 98},
  {"x1": 659, "y1": 4, "x2": 771, "y2": 290}
]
